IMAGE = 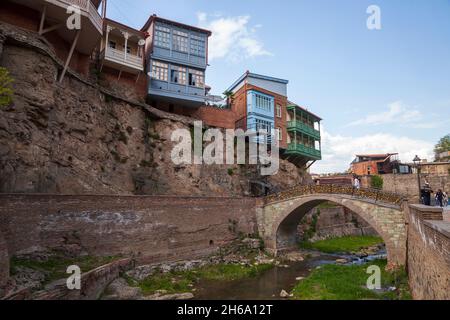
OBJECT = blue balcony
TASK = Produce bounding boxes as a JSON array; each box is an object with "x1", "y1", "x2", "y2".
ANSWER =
[{"x1": 148, "y1": 79, "x2": 206, "y2": 107}]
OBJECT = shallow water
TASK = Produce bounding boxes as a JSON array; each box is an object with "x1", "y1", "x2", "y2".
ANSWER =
[{"x1": 193, "y1": 250, "x2": 387, "y2": 300}]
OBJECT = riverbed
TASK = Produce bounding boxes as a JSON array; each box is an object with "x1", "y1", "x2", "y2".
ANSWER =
[{"x1": 193, "y1": 250, "x2": 387, "y2": 300}]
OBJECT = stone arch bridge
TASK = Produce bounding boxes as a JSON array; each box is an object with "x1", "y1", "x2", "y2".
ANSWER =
[{"x1": 258, "y1": 185, "x2": 408, "y2": 268}]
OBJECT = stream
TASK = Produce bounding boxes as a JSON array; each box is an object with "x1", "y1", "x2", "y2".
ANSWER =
[{"x1": 193, "y1": 250, "x2": 387, "y2": 300}]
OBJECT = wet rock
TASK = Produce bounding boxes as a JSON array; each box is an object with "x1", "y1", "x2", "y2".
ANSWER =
[
  {"x1": 280, "y1": 290, "x2": 290, "y2": 298},
  {"x1": 295, "y1": 277, "x2": 304, "y2": 281},
  {"x1": 101, "y1": 278, "x2": 142, "y2": 300},
  {"x1": 335, "y1": 259, "x2": 348, "y2": 264},
  {"x1": 285, "y1": 252, "x2": 305, "y2": 262}
]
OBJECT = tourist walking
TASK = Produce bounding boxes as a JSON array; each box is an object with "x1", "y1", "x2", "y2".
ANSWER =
[
  {"x1": 444, "y1": 192, "x2": 449, "y2": 207},
  {"x1": 435, "y1": 189, "x2": 444, "y2": 208}
]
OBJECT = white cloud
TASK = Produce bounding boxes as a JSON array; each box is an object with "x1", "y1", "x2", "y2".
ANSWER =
[
  {"x1": 197, "y1": 12, "x2": 272, "y2": 62},
  {"x1": 348, "y1": 101, "x2": 422, "y2": 126},
  {"x1": 311, "y1": 128, "x2": 434, "y2": 174}
]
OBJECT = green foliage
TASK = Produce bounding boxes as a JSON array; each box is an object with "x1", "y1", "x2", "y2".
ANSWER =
[
  {"x1": 0, "y1": 67, "x2": 14, "y2": 107},
  {"x1": 134, "y1": 263, "x2": 273, "y2": 296},
  {"x1": 371, "y1": 175, "x2": 383, "y2": 190},
  {"x1": 299, "y1": 235, "x2": 383, "y2": 254},
  {"x1": 227, "y1": 168, "x2": 234, "y2": 176},
  {"x1": 434, "y1": 134, "x2": 450, "y2": 161},
  {"x1": 292, "y1": 259, "x2": 411, "y2": 300}
]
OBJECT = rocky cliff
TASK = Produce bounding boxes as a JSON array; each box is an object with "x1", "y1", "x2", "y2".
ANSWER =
[{"x1": 0, "y1": 23, "x2": 310, "y2": 196}]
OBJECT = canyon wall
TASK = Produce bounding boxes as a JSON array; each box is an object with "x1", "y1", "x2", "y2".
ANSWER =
[{"x1": 0, "y1": 22, "x2": 310, "y2": 197}]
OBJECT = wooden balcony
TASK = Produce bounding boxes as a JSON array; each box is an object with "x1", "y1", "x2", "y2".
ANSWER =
[
  {"x1": 287, "y1": 121, "x2": 321, "y2": 140},
  {"x1": 102, "y1": 48, "x2": 144, "y2": 74},
  {"x1": 285, "y1": 143, "x2": 322, "y2": 160}
]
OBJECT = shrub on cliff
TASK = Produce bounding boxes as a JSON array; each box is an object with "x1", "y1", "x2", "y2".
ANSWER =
[
  {"x1": 0, "y1": 67, "x2": 14, "y2": 107},
  {"x1": 371, "y1": 175, "x2": 383, "y2": 190}
]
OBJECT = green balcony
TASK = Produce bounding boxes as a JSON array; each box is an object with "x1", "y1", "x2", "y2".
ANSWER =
[
  {"x1": 287, "y1": 121, "x2": 321, "y2": 140},
  {"x1": 285, "y1": 143, "x2": 322, "y2": 160}
]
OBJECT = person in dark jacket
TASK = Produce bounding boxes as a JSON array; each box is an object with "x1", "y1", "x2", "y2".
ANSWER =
[
  {"x1": 421, "y1": 183, "x2": 433, "y2": 206},
  {"x1": 436, "y1": 189, "x2": 444, "y2": 207}
]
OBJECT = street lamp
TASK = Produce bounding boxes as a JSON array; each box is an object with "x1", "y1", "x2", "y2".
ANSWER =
[{"x1": 413, "y1": 155, "x2": 422, "y2": 203}]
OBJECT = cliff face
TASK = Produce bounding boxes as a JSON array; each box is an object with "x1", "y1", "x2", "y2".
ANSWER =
[{"x1": 0, "y1": 24, "x2": 310, "y2": 196}]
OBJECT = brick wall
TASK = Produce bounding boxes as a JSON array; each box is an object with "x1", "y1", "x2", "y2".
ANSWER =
[
  {"x1": 0, "y1": 195, "x2": 258, "y2": 267},
  {"x1": 407, "y1": 204, "x2": 450, "y2": 300}
]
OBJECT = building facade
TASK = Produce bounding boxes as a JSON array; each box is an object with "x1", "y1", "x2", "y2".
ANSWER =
[
  {"x1": 284, "y1": 101, "x2": 322, "y2": 167},
  {"x1": 141, "y1": 15, "x2": 211, "y2": 109},
  {"x1": 350, "y1": 153, "x2": 411, "y2": 176}
]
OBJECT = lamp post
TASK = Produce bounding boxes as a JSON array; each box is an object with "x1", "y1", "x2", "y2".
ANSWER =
[{"x1": 413, "y1": 155, "x2": 421, "y2": 203}]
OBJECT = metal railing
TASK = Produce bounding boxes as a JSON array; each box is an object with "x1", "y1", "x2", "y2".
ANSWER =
[
  {"x1": 264, "y1": 184, "x2": 406, "y2": 206},
  {"x1": 286, "y1": 143, "x2": 321, "y2": 159}
]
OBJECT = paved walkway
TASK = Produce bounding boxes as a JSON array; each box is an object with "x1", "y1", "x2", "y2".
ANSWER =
[{"x1": 444, "y1": 207, "x2": 450, "y2": 222}]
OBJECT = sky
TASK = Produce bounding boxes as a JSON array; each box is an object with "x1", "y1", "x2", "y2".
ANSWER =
[{"x1": 106, "y1": 0, "x2": 450, "y2": 173}]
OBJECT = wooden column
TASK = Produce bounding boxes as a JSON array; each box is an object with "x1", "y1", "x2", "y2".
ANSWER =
[{"x1": 59, "y1": 30, "x2": 81, "y2": 83}]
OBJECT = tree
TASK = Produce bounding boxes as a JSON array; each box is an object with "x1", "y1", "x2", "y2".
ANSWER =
[
  {"x1": 371, "y1": 175, "x2": 383, "y2": 190},
  {"x1": 0, "y1": 67, "x2": 14, "y2": 107},
  {"x1": 434, "y1": 134, "x2": 450, "y2": 161},
  {"x1": 223, "y1": 90, "x2": 235, "y2": 109}
]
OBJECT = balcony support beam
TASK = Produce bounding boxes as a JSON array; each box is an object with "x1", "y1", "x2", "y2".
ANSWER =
[
  {"x1": 38, "y1": 5, "x2": 47, "y2": 35},
  {"x1": 59, "y1": 30, "x2": 81, "y2": 83}
]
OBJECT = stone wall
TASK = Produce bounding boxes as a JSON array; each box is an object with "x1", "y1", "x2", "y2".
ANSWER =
[
  {"x1": 298, "y1": 204, "x2": 378, "y2": 242},
  {"x1": 407, "y1": 205, "x2": 450, "y2": 300},
  {"x1": 361, "y1": 173, "x2": 450, "y2": 201},
  {"x1": 4, "y1": 258, "x2": 133, "y2": 300},
  {"x1": 0, "y1": 195, "x2": 258, "y2": 275}
]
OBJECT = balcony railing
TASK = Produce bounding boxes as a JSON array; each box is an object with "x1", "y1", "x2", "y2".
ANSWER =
[
  {"x1": 287, "y1": 121, "x2": 320, "y2": 139},
  {"x1": 104, "y1": 48, "x2": 144, "y2": 71},
  {"x1": 51, "y1": 0, "x2": 103, "y2": 33},
  {"x1": 286, "y1": 143, "x2": 321, "y2": 160}
]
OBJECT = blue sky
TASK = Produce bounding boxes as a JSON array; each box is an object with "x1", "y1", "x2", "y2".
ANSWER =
[{"x1": 106, "y1": 0, "x2": 450, "y2": 173}]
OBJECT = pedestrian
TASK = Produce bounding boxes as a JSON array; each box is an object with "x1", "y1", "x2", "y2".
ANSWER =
[
  {"x1": 354, "y1": 177, "x2": 360, "y2": 190},
  {"x1": 444, "y1": 192, "x2": 449, "y2": 207},
  {"x1": 421, "y1": 183, "x2": 433, "y2": 206},
  {"x1": 435, "y1": 189, "x2": 444, "y2": 208}
]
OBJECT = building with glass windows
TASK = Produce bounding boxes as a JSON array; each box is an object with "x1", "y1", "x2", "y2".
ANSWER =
[
  {"x1": 141, "y1": 15, "x2": 212, "y2": 108},
  {"x1": 227, "y1": 71, "x2": 322, "y2": 168}
]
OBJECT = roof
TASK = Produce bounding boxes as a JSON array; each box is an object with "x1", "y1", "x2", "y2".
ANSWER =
[
  {"x1": 227, "y1": 71, "x2": 289, "y2": 92},
  {"x1": 287, "y1": 100, "x2": 322, "y2": 121},
  {"x1": 105, "y1": 18, "x2": 146, "y2": 36},
  {"x1": 141, "y1": 14, "x2": 212, "y2": 36},
  {"x1": 355, "y1": 153, "x2": 398, "y2": 158}
]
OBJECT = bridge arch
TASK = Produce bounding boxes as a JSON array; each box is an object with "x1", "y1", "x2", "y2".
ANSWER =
[{"x1": 259, "y1": 194, "x2": 407, "y2": 268}]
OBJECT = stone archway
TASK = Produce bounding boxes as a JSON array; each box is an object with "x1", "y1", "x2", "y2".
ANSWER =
[{"x1": 258, "y1": 194, "x2": 407, "y2": 268}]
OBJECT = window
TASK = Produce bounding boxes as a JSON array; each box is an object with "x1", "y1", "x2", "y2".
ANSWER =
[
  {"x1": 173, "y1": 30, "x2": 188, "y2": 52},
  {"x1": 254, "y1": 93, "x2": 273, "y2": 112},
  {"x1": 151, "y1": 61, "x2": 168, "y2": 81},
  {"x1": 277, "y1": 127, "x2": 282, "y2": 141},
  {"x1": 276, "y1": 105, "x2": 282, "y2": 118},
  {"x1": 108, "y1": 41, "x2": 116, "y2": 49},
  {"x1": 190, "y1": 34, "x2": 206, "y2": 57},
  {"x1": 170, "y1": 65, "x2": 187, "y2": 85},
  {"x1": 189, "y1": 69, "x2": 204, "y2": 88},
  {"x1": 255, "y1": 119, "x2": 272, "y2": 133},
  {"x1": 155, "y1": 25, "x2": 171, "y2": 49},
  {"x1": 123, "y1": 45, "x2": 131, "y2": 54}
]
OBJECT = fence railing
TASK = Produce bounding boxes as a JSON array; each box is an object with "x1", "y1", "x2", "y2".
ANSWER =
[
  {"x1": 264, "y1": 184, "x2": 406, "y2": 206},
  {"x1": 104, "y1": 48, "x2": 143, "y2": 69}
]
